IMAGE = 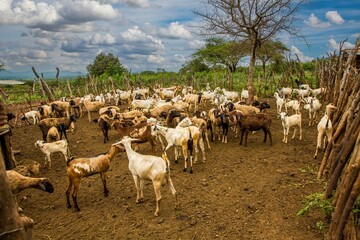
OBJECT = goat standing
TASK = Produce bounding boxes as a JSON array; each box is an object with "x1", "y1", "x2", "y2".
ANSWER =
[{"x1": 114, "y1": 137, "x2": 179, "y2": 216}]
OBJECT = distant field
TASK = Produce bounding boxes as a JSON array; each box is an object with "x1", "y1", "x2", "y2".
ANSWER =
[{"x1": 0, "y1": 80, "x2": 25, "y2": 85}]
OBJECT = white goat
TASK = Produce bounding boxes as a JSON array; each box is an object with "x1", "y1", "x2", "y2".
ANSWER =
[
  {"x1": 311, "y1": 87, "x2": 326, "y2": 98},
  {"x1": 183, "y1": 93, "x2": 201, "y2": 112},
  {"x1": 274, "y1": 92, "x2": 285, "y2": 114},
  {"x1": 35, "y1": 140, "x2": 71, "y2": 169},
  {"x1": 21, "y1": 110, "x2": 40, "y2": 125},
  {"x1": 304, "y1": 97, "x2": 322, "y2": 126},
  {"x1": 241, "y1": 89, "x2": 249, "y2": 102},
  {"x1": 313, "y1": 104, "x2": 338, "y2": 159},
  {"x1": 277, "y1": 87, "x2": 292, "y2": 99},
  {"x1": 152, "y1": 124, "x2": 203, "y2": 173},
  {"x1": 285, "y1": 99, "x2": 301, "y2": 114},
  {"x1": 131, "y1": 98, "x2": 156, "y2": 111},
  {"x1": 293, "y1": 88, "x2": 310, "y2": 99},
  {"x1": 114, "y1": 137, "x2": 179, "y2": 216},
  {"x1": 222, "y1": 89, "x2": 239, "y2": 102},
  {"x1": 279, "y1": 112, "x2": 302, "y2": 144}
]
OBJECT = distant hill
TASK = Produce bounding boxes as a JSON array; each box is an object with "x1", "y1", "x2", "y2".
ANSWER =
[{"x1": 0, "y1": 70, "x2": 86, "y2": 80}]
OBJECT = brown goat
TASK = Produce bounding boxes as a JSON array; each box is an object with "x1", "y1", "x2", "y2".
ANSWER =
[
  {"x1": 112, "y1": 122, "x2": 157, "y2": 153},
  {"x1": 38, "y1": 115, "x2": 77, "y2": 142},
  {"x1": 66, "y1": 144, "x2": 125, "y2": 211},
  {"x1": 237, "y1": 113, "x2": 272, "y2": 147}
]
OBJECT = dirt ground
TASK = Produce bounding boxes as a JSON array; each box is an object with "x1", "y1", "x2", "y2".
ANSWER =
[{"x1": 11, "y1": 98, "x2": 326, "y2": 240}]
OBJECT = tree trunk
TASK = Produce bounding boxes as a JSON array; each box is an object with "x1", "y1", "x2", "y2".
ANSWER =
[
  {"x1": 66, "y1": 78, "x2": 73, "y2": 97},
  {"x1": 56, "y1": 67, "x2": 60, "y2": 85},
  {"x1": 247, "y1": 41, "x2": 257, "y2": 104}
]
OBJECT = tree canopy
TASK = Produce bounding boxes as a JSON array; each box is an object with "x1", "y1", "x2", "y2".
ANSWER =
[
  {"x1": 195, "y1": 0, "x2": 306, "y2": 102},
  {"x1": 179, "y1": 56, "x2": 210, "y2": 74},
  {"x1": 86, "y1": 52, "x2": 126, "y2": 77},
  {"x1": 193, "y1": 37, "x2": 248, "y2": 73}
]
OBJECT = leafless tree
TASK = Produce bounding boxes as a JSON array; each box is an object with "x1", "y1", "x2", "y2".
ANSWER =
[{"x1": 195, "y1": 0, "x2": 306, "y2": 102}]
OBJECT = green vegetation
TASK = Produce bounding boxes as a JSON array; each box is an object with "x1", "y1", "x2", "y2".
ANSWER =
[
  {"x1": 86, "y1": 52, "x2": 127, "y2": 78},
  {"x1": 297, "y1": 192, "x2": 333, "y2": 220}
]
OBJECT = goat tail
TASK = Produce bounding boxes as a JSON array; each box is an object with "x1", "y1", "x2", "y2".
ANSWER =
[
  {"x1": 198, "y1": 93, "x2": 202, "y2": 104},
  {"x1": 206, "y1": 119, "x2": 213, "y2": 141},
  {"x1": 161, "y1": 152, "x2": 170, "y2": 173},
  {"x1": 187, "y1": 128, "x2": 194, "y2": 157}
]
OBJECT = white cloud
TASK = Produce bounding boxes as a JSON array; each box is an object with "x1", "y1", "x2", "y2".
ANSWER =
[
  {"x1": 123, "y1": 0, "x2": 151, "y2": 8},
  {"x1": 325, "y1": 11, "x2": 345, "y2": 25},
  {"x1": 328, "y1": 38, "x2": 355, "y2": 52},
  {"x1": 290, "y1": 46, "x2": 314, "y2": 62},
  {"x1": 58, "y1": 0, "x2": 118, "y2": 22},
  {"x1": 120, "y1": 26, "x2": 164, "y2": 54},
  {"x1": 34, "y1": 38, "x2": 52, "y2": 47},
  {"x1": 85, "y1": 33, "x2": 116, "y2": 45},
  {"x1": 147, "y1": 55, "x2": 165, "y2": 64},
  {"x1": 188, "y1": 39, "x2": 205, "y2": 49},
  {"x1": 351, "y1": 33, "x2": 360, "y2": 38},
  {"x1": 304, "y1": 13, "x2": 331, "y2": 28},
  {"x1": 158, "y1": 22, "x2": 192, "y2": 40},
  {"x1": 0, "y1": 0, "x2": 118, "y2": 32},
  {"x1": 9, "y1": 48, "x2": 49, "y2": 60}
]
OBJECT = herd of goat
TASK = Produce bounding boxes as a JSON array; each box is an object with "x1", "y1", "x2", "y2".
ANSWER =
[{"x1": 7, "y1": 82, "x2": 337, "y2": 216}]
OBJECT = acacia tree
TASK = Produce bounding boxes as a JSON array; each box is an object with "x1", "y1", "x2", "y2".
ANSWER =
[
  {"x1": 87, "y1": 52, "x2": 126, "y2": 77},
  {"x1": 180, "y1": 57, "x2": 210, "y2": 74},
  {"x1": 257, "y1": 40, "x2": 288, "y2": 78},
  {"x1": 195, "y1": 0, "x2": 305, "y2": 102},
  {"x1": 194, "y1": 37, "x2": 247, "y2": 73}
]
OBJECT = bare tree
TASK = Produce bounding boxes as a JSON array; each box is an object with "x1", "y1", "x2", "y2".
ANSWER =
[{"x1": 195, "y1": 0, "x2": 306, "y2": 102}]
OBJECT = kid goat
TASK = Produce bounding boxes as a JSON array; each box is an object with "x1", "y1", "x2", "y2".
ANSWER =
[
  {"x1": 35, "y1": 139, "x2": 71, "y2": 169},
  {"x1": 279, "y1": 112, "x2": 302, "y2": 144},
  {"x1": 114, "y1": 137, "x2": 179, "y2": 216}
]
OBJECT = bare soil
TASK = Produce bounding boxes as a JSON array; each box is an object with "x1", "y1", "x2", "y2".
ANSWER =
[{"x1": 11, "y1": 98, "x2": 326, "y2": 240}]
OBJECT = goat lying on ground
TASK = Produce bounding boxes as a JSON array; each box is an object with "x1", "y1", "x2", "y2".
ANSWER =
[
  {"x1": 313, "y1": 103, "x2": 338, "y2": 159},
  {"x1": 35, "y1": 140, "x2": 71, "y2": 169},
  {"x1": 66, "y1": 144, "x2": 125, "y2": 211},
  {"x1": 7, "y1": 170, "x2": 54, "y2": 194},
  {"x1": 114, "y1": 137, "x2": 179, "y2": 216},
  {"x1": 279, "y1": 112, "x2": 302, "y2": 144},
  {"x1": 13, "y1": 160, "x2": 41, "y2": 176},
  {"x1": 237, "y1": 112, "x2": 273, "y2": 147}
]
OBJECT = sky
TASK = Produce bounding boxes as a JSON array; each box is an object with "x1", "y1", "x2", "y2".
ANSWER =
[{"x1": 0, "y1": 0, "x2": 359, "y2": 74}]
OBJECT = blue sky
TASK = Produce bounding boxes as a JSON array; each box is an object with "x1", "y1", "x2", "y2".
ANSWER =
[{"x1": 0, "y1": 0, "x2": 359, "y2": 73}]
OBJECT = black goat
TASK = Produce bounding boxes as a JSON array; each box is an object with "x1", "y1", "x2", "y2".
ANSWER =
[
  {"x1": 216, "y1": 111, "x2": 229, "y2": 143},
  {"x1": 97, "y1": 110, "x2": 113, "y2": 143}
]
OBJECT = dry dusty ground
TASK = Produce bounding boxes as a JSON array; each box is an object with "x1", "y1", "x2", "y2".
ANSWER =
[{"x1": 11, "y1": 98, "x2": 327, "y2": 240}]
